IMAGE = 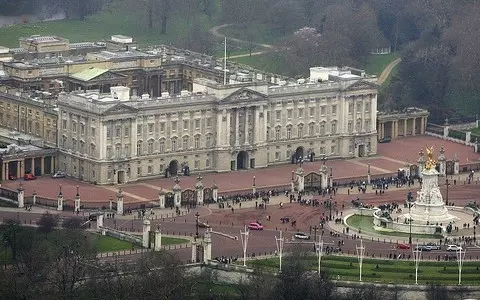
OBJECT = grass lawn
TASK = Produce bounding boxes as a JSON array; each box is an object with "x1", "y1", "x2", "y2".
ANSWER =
[
  {"x1": 162, "y1": 236, "x2": 189, "y2": 245},
  {"x1": 94, "y1": 235, "x2": 188, "y2": 252},
  {"x1": 470, "y1": 127, "x2": 480, "y2": 135},
  {"x1": 95, "y1": 235, "x2": 135, "y2": 252},
  {"x1": 218, "y1": 23, "x2": 283, "y2": 46},
  {"x1": 0, "y1": 9, "x2": 216, "y2": 48},
  {"x1": 248, "y1": 255, "x2": 480, "y2": 285},
  {"x1": 345, "y1": 215, "x2": 442, "y2": 240},
  {"x1": 363, "y1": 53, "x2": 400, "y2": 76},
  {"x1": 231, "y1": 53, "x2": 286, "y2": 75}
]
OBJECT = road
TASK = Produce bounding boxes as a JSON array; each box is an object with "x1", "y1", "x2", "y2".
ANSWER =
[{"x1": 378, "y1": 57, "x2": 402, "y2": 85}]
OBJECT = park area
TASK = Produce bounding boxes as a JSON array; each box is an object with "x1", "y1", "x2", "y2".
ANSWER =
[{"x1": 247, "y1": 255, "x2": 480, "y2": 285}]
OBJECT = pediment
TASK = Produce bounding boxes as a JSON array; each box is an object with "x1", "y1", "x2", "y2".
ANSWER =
[
  {"x1": 221, "y1": 88, "x2": 268, "y2": 104},
  {"x1": 345, "y1": 80, "x2": 379, "y2": 91},
  {"x1": 102, "y1": 103, "x2": 138, "y2": 115},
  {"x1": 92, "y1": 72, "x2": 126, "y2": 82}
]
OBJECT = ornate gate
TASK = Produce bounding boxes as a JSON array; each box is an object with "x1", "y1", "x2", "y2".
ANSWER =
[
  {"x1": 203, "y1": 187, "x2": 213, "y2": 204},
  {"x1": 181, "y1": 189, "x2": 197, "y2": 207},
  {"x1": 446, "y1": 160, "x2": 455, "y2": 175},
  {"x1": 165, "y1": 192, "x2": 175, "y2": 208},
  {"x1": 304, "y1": 172, "x2": 322, "y2": 191}
]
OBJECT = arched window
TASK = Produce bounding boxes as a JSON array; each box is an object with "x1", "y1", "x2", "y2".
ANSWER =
[{"x1": 137, "y1": 141, "x2": 143, "y2": 156}]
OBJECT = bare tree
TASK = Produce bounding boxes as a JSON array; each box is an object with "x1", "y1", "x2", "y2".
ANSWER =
[{"x1": 37, "y1": 212, "x2": 59, "y2": 238}]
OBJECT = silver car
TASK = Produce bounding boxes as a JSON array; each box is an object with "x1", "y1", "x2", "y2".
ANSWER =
[
  {"x1": 52, "y1": 171, "x2": 66, "y2": 178},
  {"x1": 294, "y1": 232, "x2": 311, "y2": 240}
]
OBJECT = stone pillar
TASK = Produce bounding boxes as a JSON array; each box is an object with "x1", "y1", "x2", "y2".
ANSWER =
[
  {"x1": 16, "y1": 160, "x2": 21, "y2": 179},
  {"x1": 195, "y1": 175, "x2": 204, "y2": 205},
  {"x1": 412, "y1": 118, "x2": 416, "y2": 136},
  {"x1": 97, "y1": 214, "x2": 104, "y2": 231},
  {"x1": 191, "y1": 240, "x2": 198, "y2": 263},
  {"x1": 244, "y1": 107, "x2": 249, "y2": 145},
  {"x1": 74, "y1": 186, "x2": 81, "y2": 212},
  {"x1": 252, "y1": 175, "x2": 256, "y2": 194},
  {"x1": 453, "y1": 153, "x2": 460, "y2": 175},
  {"x1": 212, "y1": 183, "x2": 218, "y2": 202},
  {"x1": 235, "y1": 108, "x2": 240, "y2": 146},
  {"x1": 154, "y1": 229, "x2": 162, "y2": 251},
  {"x1": 30, "y1": 159, "x2": 34, "y2": 175},
  {"x1": 466, "y1": 131, "x2": 472, "y2": 143},
  {"x1": 57, "y1": 187, "x2": 64, "y2": 211},
  {"x1": 438, "y1": 146, "x2": 446, "y2": 176},
  {"x1": 158, "y1": 189, "x2": 166, "y2": 209},
  {"x1": 172, "y1": 176, "x2": 182, "y2": 208},
  {"x1": 4, "y1": 163, "x2": 8, "y2": 181},
  {"x1": 404, "y1": 119, "x2": 407, "y2": 136},
  {"x1": 296, "y1": 167, "x2": 305, "y2": 192},
  {"x1": 142, "y1": 219, "x2": 151, "y2": 248},
  {"x1": 420, "y1": 117, "x2": 425, "y2": 135},
  {"x1": 203, "y1": 230, "x2": 212, "y2": 263},
  {"x1": 32, "y1": 190, "x2": 37, "y2": 205},
  {"x1": 117, "y1": 189, "x2": 124, "y2": 215},
  {"x1": 17, "y1": 183, "x2": 24, "y2": 208},
  {"x1": 50, "y1": 156, "x2": 54, "y2": 173},
  {"x1": 404, "y1": 161, "x2": 411, "y2": 177},
  {"x1": 40, "y1": 157, "x2": 45, "y2": 175},
  {"x1": 320, "y1": 166, "x2": 328, "y2": 190}
]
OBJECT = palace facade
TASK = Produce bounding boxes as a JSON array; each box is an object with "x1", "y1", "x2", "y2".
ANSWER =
[{"x1": 57, "y1": 67, "x2": 379, "y2": 185}]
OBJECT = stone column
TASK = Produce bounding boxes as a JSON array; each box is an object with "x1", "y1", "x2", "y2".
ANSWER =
[
  {"x1": 438, "y1": 146, "x2": 446, "y2": 176},
  {"x1": 404, "y1": 119, "x2": 407, "y2": 136},
  {"x1": 4, "y1": 163, "x2": 8, "y2": 181},
  {"x1": 40, "y1": 157, "x2": 45, "y2": 175},
  {"x1": 50, "y1": 156, "x2": 55, "y2": 173},
  {"x1": 453, "y1": 153, "x2": 459, "y2": 175},
  {"x1": 296, "y1": 167, "x2": 305, "y2": 192},
  {"x1": 235, "y1": 108, "x2": 240, "y2": 146},
  {"x1": 57, "y1": 186, "x2": 64, "y2": 211},
  {"x1": 97, "y1": 214, "x2": 104, "y2": 230},
  {"x1": 367, "y1": 163, "x2": 371, "y2": 184},
  {"x1": 117, "y1": 189, "x2": 124, "y2": 215},
  {"x1": 320, "y1": 166, "x2": 328, "y2": 190},
  {"x1": 244, "y1": 107, "x2": 249, "y2": 145},
  {"x1": 252, "y1": 175, "x2": 256, "y2": 194},
  {"x1": 32, "y1": 190, "x2": 37, "y2": 205},
  {"x1": 253, "y1": 107, "x2": 259, "y2": 144},
  {"x1": 420, "y1": 117, "x2": 425, "y2": 135},
  {"x1": 142, "y1": 219, "x2": 151, "y2": 248},
  {"x1": 74, "y1": 185, "x2": 81, "y2": 212},
  {"x1": 17, "y1": 183, "x2": 24, "y2": 208},
  {"x1": 173, "y1": 176, "x2": 182, "y2": 208},
  {"x1": 417, "y1": 149, "x2": 425, "y2": 178},
  {"x1": 30, "y1": 159, "x2": 34, "y2": 175},
  {"x1": 203, "y1": 230, "x2": 212, "y2": 263},
  {"x1": 412, "y1": 118, "x2": 416, "y2": 136},
  {"x1": 191, "y1": 240, "x2": 198, "y2": 263},
  {"x1": 195, "y1": 175, "x2": 204, "y2": 205},
  {"x1": 16, "y1": 160, "x2": 21, "y2": 179},
  {"x1": 158, "y1": 189, "x2": 165, "y2": 209},
  {"x1": 154, "y1": 229, "x2": 162, "y2": 251},
  {"x1": 212, "y1": 183, "x2": 218, "y2": 202}
]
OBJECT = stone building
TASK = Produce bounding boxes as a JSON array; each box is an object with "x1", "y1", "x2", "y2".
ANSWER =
[
  {"x1": 377, "y1": 107, "x2": 430, "y2": 141},
  {"x1": 0, "y1": 89, "x2": 58, "y2": 147},
  {"x1": 57, "y1": 67, "x2": 379, "y2": 185}
]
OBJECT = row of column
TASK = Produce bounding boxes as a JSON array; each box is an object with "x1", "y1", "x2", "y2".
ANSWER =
[
  {"x1": 378, "y1": 116, "x2": 427, "y2": 140},
  {"x1": 3, "y1": 156, "x2": 54, "y2": 181}
]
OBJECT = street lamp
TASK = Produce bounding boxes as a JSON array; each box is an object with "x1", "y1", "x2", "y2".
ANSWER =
[
  {"x1": 195, "y1": 212, "x2": 200, "y2": 238},
  {"x1": 474, "y1": 226, "x2": 476, "y2": 243},
  {"x1": 240, "y1": 225, "x2": 249, "y2": 267},
  {"x1": 327, "y1": 195, "x2": 333, "y2": 221},
  {"x1": 313, "y1": 225, "x2": 318, "y2": 251},
  {"x1": 445, "y1": 178, "x2": 450, "y2": 206}
]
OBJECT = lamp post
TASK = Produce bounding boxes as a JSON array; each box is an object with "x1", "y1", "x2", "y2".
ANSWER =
[
  {"x1": 195, "y1": 212, "x2": 200, "y2": 238},
  {"x1": 328, "y1": 195, "x2": 333, "y2": 221},
  {"x1": 275, "y1": 231, "x2": 285, "y2": 273},
  {"x1": 456, "y1": 244, "x2": 467, "y2": 285},
  {"x1": 240, "y1": 225, "x2": 249, "y2": 267},
  {"x1": 407, "y1": 197, "x2": 413, "y2": 245},
  {"x1": 445, "y1": 178, "x2": 450, "y2": 206},
  {"x1": 356, "y1": 239, "x2": 365, "y2": 282},
  {"x1": 412, "y1": 243, "x2": 422, "y2": 285},
  {"x1": 474, "y1": 226, "x2": 476, "y2": 243},
  {"x1": 316, "y1": 239, "x2": 324, "y2": 276},
  {"x1": 313, "y1": 225, "x2": 318, "y2": 251}
]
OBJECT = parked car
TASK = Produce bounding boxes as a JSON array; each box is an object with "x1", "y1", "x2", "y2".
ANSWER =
[
  {"x1": 24, "y1": 173, "x2": 37, "y2": 181},
  {"x1": 425, "y1": 243, "x2": 441, "y2": 250},
  {"x1": 198, "y1": 221, "x2": 210, "y2": 228},
  {"x1": 52, "y1": 171, "x2": 66, "y2": 178},
  {"x1": 446, "y1": 245, "x2": 463, "y2": 252},
  {"x1": 294, "y1": 232, "x2": 311, "y2": 240},
  {"x1": 248, "y1": 222, "x2": 264, "y2": 230},
  {"x1": 8, "y1": 174, "x2": 16, "y2": 180},
  {"x1": 396, "y1": 243, "x2": 411, "y2": 250}
]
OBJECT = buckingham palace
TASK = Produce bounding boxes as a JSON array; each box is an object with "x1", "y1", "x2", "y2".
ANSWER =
[{"x1": 56, "y1": 66, "x2": 379, "y2": 185}]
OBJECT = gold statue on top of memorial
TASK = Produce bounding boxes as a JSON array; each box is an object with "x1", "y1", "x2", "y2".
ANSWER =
[{"x1": 425, "y1": 145, "x2": 437, "y2": 170}]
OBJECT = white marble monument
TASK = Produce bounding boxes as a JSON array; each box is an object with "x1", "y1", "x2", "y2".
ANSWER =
[{"x1": 403, "y1": 146, "x2": 458, "y2": 224}]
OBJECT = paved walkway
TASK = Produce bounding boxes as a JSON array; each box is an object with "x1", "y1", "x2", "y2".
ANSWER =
[{"x1": 377, "y1": 57, "x2": 401, "y2": 85}]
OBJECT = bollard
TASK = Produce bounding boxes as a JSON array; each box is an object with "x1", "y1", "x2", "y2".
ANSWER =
[
  {"x1": 185, "y1": 219, "x2": 186, "y2": 223},
  {"x1": 220, "y1": 221, "x2": 222, "y2": 225},
  {"x1": 232, "y1": 222, "x2": 234, "y2": 227}
]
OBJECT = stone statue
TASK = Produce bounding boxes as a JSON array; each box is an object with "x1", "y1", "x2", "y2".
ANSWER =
[{"x1": 425, "y1": 145, "x2": 436, "y2": 170}]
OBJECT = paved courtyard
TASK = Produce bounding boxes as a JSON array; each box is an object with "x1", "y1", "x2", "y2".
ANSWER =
[{"x1": 2, "y1": 135, "x2": 479, "y2": 207}]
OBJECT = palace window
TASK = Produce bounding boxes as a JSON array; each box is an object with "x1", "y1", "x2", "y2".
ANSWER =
[
  {"x1": 159, "y1": 139, "x2": 165, "y2": 153},
  {"x1": 286, "y1": 126, "x2": 292, "y2": 139},
  {"x1": 194, "y1": 135, "x2": 200, "y2": 149},
  {"x1": 275, "y1": 126, "x2": 281, "y2": 140},
  {"x1": 124, "y1": 126, "x2": 129, "y2": 137},
  {"x1": 148, "y1": 124, "x2": 154, "y2": 133},
  {"x1": 171, "y1": 138, "x2": 177, "y2": 152},
  {"x1": 136, "y1": 141, "x2": 142, "y2": 156},
  {"x1": 148, "y1": 140, "x2": 154, "y2": 154},
  {"x1": 182, "y1": 136, "x2": 189, "y2": 149},
  {"x1": 332, "y1": 105, "x2": 337, "y2": 115},
  {"x1": 320, "y1": 122, "x2": 326, "y2": 135},
  {"x1": 298, "y1": 108, "x2": 304, "y2": 118},
  {"x1": 310, "y1": 107, "x2": 315, "y2": 118},
  {"x1": 115, "y1": 126, "x2": 121, "y2": 138},
  {"x1": 348, "y1": 121, "x2": 353, "y2": 133},
  {"x1": 321, "y1": 106, "x2": 326, "y2": 116},
  {"x1": 331, "y1": 122, "x2": 337, "y2": 135},
  {"x1": 137, "y1": 124, "x2": 142, "y2": 135},
  {"x1": 115, "y1": 144, "x2": 121, "y2": 157},
  {"x1": 356, "y1": 119, "x2": 362, "y2": 132},
  {"x1": 309, "y1": 123, "x2": 315, "y2": 136},
  {"x1": 124, "y1": 144, "x2": 130, "y2": 156},
  {"x1": 171, "y1": 121, "x2": 177, "y2": 132},
  {"x1": 297, "y1": 124, "x2": 304, "y2": 138},
  {"x1": 287, "y1": 109, "x2": 292, "y2": 120},
  {"x1": 205, "y1": 135, "x2": 211, "y2": 148}
]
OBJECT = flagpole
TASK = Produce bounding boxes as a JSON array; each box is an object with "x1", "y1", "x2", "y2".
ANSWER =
[{"x1": 223, "y1": 36, "x2": 227, "y2": 85}]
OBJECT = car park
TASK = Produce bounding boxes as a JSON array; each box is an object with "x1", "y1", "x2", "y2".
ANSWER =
[
  {"x1": 294, "y1": 232, "x2": 311, "y2": 240},
  {"x1": 52, "y1": 171, "x2": 66, "y2": 178},
  {"x1": 446, "y1": 245, "x2": 463, "y2": 251},
  {"x1": 248, "y1": 222, "x2": 264, "y2": 230}
]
